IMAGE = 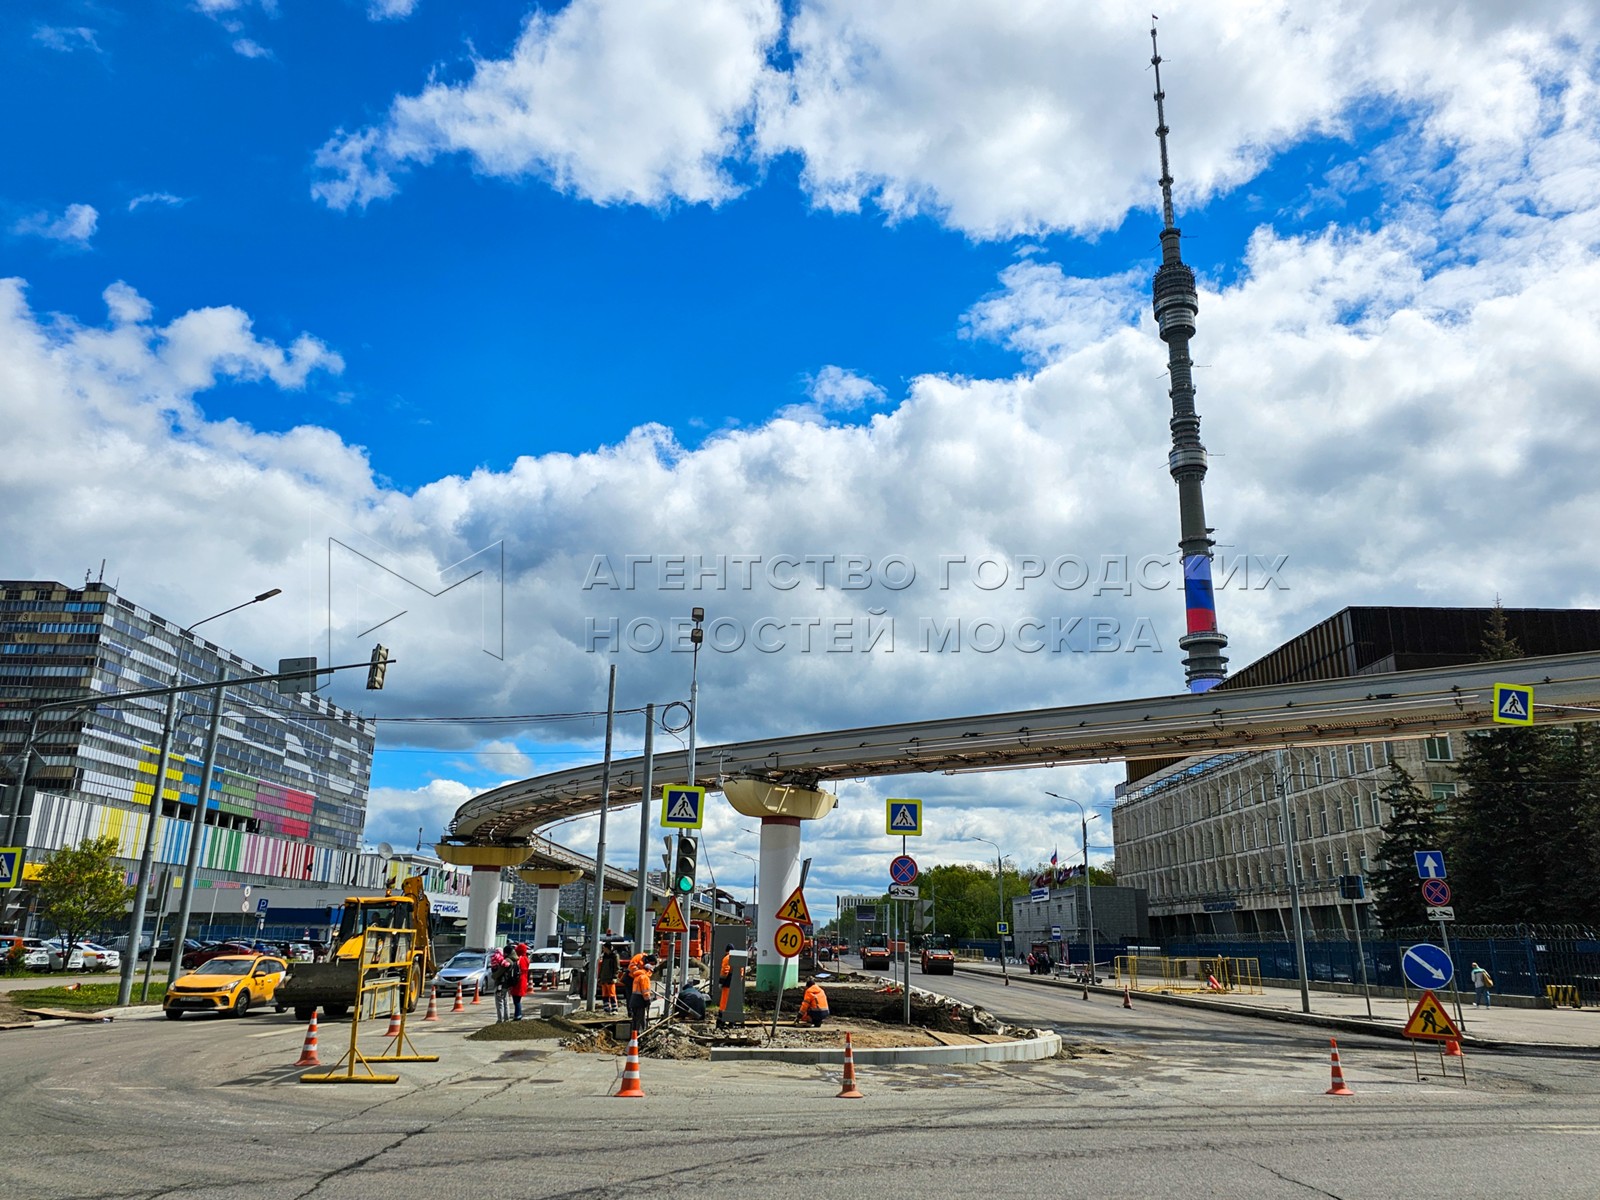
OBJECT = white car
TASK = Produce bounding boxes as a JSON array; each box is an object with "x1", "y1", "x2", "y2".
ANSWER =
[
  {"x1": 286, "y1": 943, "x2": 315, "y2": 963},
  {"x1": 40, "y1": 940, "x2": 120, "y2": 972},
  {"x1": 527, "y1": 948, "x2": 571, "y2": 990}
]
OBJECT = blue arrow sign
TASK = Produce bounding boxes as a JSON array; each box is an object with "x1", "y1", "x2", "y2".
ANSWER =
[
  {"x1": 1414, "y1": 850, "x2": 1447, "y2": 880},
  {"x1": 1402, "y1": 943, "x2": 1454, "y2": 990}
]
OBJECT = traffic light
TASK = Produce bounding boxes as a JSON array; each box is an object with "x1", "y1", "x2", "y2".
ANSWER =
[
  {"x1": 365, "y1": 644, "x2": 389, "y2": 690},
  {"x1": 673, "y1": 837, "x2": 698, "y2": 894}
]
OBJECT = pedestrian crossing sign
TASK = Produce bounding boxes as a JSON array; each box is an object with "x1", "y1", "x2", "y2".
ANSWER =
[
  {"x1": 776, "y1": 886, "x2": 812, "y2": 925},
  {"x1": 661, "y1": 785, "x2": 706, "y2": 829},
  {"x1": 885, "y1": 798, "x2": 923, "y2": 836},
  {"x1": 655, "y1": 896, "x2": 689, "y2": 934},
  {"x1": 0, "y1": 846, "x2": 20, "y2": 889},
  {"x1": 1493, "y1": 683, "x2": 1534, "y2": 726},
  {"x1": 1402, "y1": 989, "x2": 1461, "y2": 1041}
]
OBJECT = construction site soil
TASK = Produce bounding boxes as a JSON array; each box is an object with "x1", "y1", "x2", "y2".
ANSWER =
[{"x1": 468, "y1": 977, "x2": 1036, "y2": 1059}]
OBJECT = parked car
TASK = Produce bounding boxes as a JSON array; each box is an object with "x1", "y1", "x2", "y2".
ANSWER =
[
  {"x1": 109, "y1": 932, "x2": 154, "y2": 958},
  {"x1": 181, "y1": 941, "x2": 256, "y2": 969},
  {"x1": 286, "y1": 943, "x2": 315, "y2": 963},
  {"x1": 153, "y1": 938, "x2": 205, "y2": 962},
  {"x1": 528, "y1": 948, "x2": 570, "y2": 990},
  {"x1": 428, "y1": 950, "x2": 496, "y2": 998},
  {"x1": 164, "y1": 955, "x2": 288, "y2": 1019},
  {"x1": 40, "y1": 939, "x2": 119, "y2": 972}
]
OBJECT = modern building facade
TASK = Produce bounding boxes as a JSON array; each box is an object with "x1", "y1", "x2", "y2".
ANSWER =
[
  {"x1": 1009, "y1": 885, "x2": 1149, "y2": 950},
  {"x1": 1112, "y1": 606, "x2": 1600, "y2": 940},
  {"x1": 0, "y1": 579, "x2": 463, "y2": 931}
]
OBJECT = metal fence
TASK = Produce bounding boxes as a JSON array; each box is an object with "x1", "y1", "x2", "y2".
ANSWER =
[{"x1": 1170, "y1": 925, "x2": 1600, "y2": 1003}]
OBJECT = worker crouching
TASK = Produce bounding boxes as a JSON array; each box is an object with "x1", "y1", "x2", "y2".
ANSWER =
[{"x1": 796, "y1": 977, "x2": 829, "y2": 1028}]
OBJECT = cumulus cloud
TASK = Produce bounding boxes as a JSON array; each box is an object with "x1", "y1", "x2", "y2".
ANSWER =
[
  {"x1": 368, "y1": 0, "x2": 418, "y2": 19},
  {"x1": 313, "y1": 0, "x2": 782, "y2": 210},
  {"x1": 231, "y1": 37, "x2": 272, "y2": 60},
  {"x1": 12, "y1": 203, "x2": 98, "y2": 246}
]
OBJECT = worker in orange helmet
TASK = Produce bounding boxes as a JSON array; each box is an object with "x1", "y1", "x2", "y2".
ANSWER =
[{"x1": 796, "y1": 976, "x2": 830, "y2": 1027}]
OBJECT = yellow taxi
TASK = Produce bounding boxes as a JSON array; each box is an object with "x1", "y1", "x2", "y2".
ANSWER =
[{"x1": 163, "y1": 954, "x2": 288, "y2": 1019}]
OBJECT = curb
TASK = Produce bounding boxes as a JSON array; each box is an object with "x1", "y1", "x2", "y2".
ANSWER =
[
  {"x1": 709, "y1": 1030, "x2": 1060, "y2": 1065},
  {"x1": 954, "y1": 964, "x2": 1600, "y2": 1057}
]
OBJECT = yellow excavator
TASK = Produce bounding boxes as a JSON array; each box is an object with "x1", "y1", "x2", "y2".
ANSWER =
[{"x1": 276, "y1": 875, "x2": 434, "y2": 1022}]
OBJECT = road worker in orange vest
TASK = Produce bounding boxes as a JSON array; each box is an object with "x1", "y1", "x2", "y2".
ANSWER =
[
  {"x1": 719, "y1": 951, "x2": 733, "y2": 1012},
  {"x1": 628, "y1": 954, "x2": 656, "y2": 1035},
  {"x1": 796, "y1": 977, "x2": 830, "y2": 1027}
]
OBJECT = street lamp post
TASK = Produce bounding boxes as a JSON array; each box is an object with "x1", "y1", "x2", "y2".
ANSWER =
[
  {"x1": 678, "y1": 608, "x2": 704, "y2": 997},
  {"x1": 1046, "y1": 792, "x2": 1097, "y2": 1000},
  {"x1": 962, "y1": 835, "x2": 1010, "y2": 987},
  {"x1": 115, "y1": 588, "x2": 280, "y2": 1004},
  {"x1": 1269, "y1": 771, "x2": 1313, "y2": 1014}
]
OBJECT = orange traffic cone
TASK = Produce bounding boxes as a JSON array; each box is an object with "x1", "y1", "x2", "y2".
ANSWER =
[
  {"x1": 294, "y1": 1011, "x2": 322, "y2": 1067},
  {"x1": 1325, "y1": 1038, "x2": 1354, "y2": 1096},
  {"x1": 1122, "y1": 984, "x2": 1133, "y2": 1010},
  {"x1": 472, "y1": 978, "x2": 482, "y2": 1005},
  {"x1": 1443, "y1": 1038, "x2": 1463, "y2": 1057},
  {"x1": 451, "y1": 984, "x2": 465, "y2": 1013},
  {"x1": 837, "y1": 1032, "x2": 865, "y2": 1099},
  {"x1": 423, "y1": 987, "x2": 440, "y2": 1021},
  {"x1": 383, "y1": 1006, "x2": 403, "y2": 1041},
  {"x1": 615, "y1": 1031, "x2": 646, "y2": 1098}
]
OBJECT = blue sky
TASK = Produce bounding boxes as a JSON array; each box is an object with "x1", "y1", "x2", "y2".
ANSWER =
[{"x1": 5, "y1": 1, "x2": 1600, "y2": 904}]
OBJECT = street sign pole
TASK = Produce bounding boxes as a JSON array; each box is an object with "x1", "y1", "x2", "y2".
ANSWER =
[
  {"x1": 901, "y1": 834, "x2": 911, "y2": 1025},
  {"x1": 1349, "y1": 892, "x2": 1372, "y2": 1019},
  {"x1": 1437, "y1": 916, "x2": 1467, "y2": 1034}
]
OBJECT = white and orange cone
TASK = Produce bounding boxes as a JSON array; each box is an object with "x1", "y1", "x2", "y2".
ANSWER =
[
  {"x1": 472, "y1": 978, "x2": 482, "y2": 1006},
  {"x1": 294, "y1": 1011, "x2": 322, "y2": 1068},
  {"x1": 1122, "y1": 984, "x2": 1133, "y2": 1009},
  {"x1": 615, "y1": 1030, "x2": 645, "y2": 1098},
  {"x1": 1325, "y1": 1038, "x2": 1354, "y2": 1096},
  {"x1": 837, "y1": 1031, "x2": 865, "y2": 1099},
  {"x1": 1443, "y1": 1037, "x2": 1463, "y2": 1058},
  {"x1": 423, "y1": 986, "x2": 440, "y2": 1021},
  {"x1": 382, "y1": 1006, "x2": 403, "y2": 1041},
  {"x1": 451, "y1": 984, "x2": 466, "y2": 1013}
]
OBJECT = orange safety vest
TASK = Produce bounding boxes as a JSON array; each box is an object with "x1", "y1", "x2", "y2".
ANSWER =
[
  {"x1": 799, "y1": 983, "x2": 828, "y2": 1017},
  {"x1": 631, "y1": 966, "x2": 654, "y2": 996}
]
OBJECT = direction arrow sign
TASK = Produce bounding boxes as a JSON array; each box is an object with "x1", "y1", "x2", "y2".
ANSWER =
[
  {"x1": 0, "y1": 847, "x2": 20, "y2": 890},
  {"x1": 1420, "y1": 878, "x2": 1452, "y2": 908},
  {"x1": 1414, "y1": 850, "x2": 1447, "y2": 880},
  {"x1": 888, "y1": 884, "x2": 919, "y2": 901},
  {"x1": 1401, "y1": 943, "x2": 1455, "y2": 990},
  {"x1": 773, "y1": 922, "x2": 805, "y2": 959},
  {"x1": 889, "y1": 855, "x2": 919, "y2": 885},
  {"x1": 885, "y1": 798, "x2": 923, "y2": 836}
]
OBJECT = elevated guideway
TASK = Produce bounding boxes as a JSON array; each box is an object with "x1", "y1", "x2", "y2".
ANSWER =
[{"x1": 449, "y1": 651, "x2": 1600, "y2": 845}]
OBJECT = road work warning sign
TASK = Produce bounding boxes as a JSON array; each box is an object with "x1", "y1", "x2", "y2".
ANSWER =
[
  {"x1": 1402, "y1": 990, "x2": 1461, "y2": 1041},
  {"x1": 775, "y1": 886, "x2": 812, "y2": 924}
]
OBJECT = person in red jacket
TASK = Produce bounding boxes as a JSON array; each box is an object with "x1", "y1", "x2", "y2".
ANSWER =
[{"x1": 511, "y1": 943, "x2": 530, "y2": 1020}]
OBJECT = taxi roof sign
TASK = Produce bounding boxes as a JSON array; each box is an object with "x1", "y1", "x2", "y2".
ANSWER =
[
  {"x1": 661, "y1": 785, "x2": 707, "y2": 829},
  {"x1": 1402, "y1": 989, "x2": 1462, "y2": 1041},
  {"x1": 655, "y1": 896, "x2": 689, "y2": 934},
  {"x1": 885, "y1": 798, "x2": 923, "y2": 836},
  {"x1": 1493, "y1": 683, "x2": 1534, "y2": 726},
  {"x1": 775, "y1": 886, "x2": 812, "y2": 925}
]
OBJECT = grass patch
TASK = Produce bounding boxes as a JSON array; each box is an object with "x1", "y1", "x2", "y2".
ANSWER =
[{"x1": 8, "y1": 982, "x2": 166, "y2": 1010}]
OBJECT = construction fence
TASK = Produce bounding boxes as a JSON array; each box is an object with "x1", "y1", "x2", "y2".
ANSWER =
[{"x1": 1115, "y1": 954, "x2": 1263, "y2": 995}]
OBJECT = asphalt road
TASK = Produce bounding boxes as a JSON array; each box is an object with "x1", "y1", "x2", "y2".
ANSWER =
[{"x1": 3, "y1": 970, "x2": 1599, "y2": 1200}]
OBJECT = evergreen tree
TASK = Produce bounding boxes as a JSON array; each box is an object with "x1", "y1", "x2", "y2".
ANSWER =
[{"x1": 1370, "y1": 762, "x2": 1439, "y2": 931}]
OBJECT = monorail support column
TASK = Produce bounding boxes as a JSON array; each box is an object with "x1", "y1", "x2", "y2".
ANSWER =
[
  {"x1": 518, "y1": 868, "x2": 583, "y2": 949},
  {"x1": 721, "y1": 780, "x2": 838, "y2": 994},
  {"x1": 434, "y1": 844, "x2": 534, "y2": 952}
]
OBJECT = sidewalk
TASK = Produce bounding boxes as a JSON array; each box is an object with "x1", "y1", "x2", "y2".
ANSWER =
[{"x1": 955, "y1": 961, "x2": 1600, "y2": 1054}]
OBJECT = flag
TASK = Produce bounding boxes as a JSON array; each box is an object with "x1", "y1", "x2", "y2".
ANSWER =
[{"x1": 1051, "y1": 847, "x2": 1059, "y2": 867}]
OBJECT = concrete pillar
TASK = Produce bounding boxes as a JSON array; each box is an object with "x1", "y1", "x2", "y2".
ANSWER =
[
  {"x1": 534, "y1": 886, "x2": 560, "y2": 949},
  {"x1": 466, "y1": 866, "x2": 500, "y2": 950},
  {"x1": 755, "y1": 816, "x2": 802, "y2": 993},
  {"x1": 605, "y1": 894, "x2": 628, "y2": 937}
]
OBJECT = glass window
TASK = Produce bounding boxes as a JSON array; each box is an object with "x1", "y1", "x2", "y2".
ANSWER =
[{"x1": 1423, "y1": 735, "x2": 1453, "y2": 762}]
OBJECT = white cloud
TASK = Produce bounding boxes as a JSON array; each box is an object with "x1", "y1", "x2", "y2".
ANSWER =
[
  {"x1": 231, "y1": 37, "x2": 272, "y2": 59},
  {"x1": 128, "y1": 192, "x2": 187, "y2": 212},
  {"x1": 368, "y1": 0, "x2": 418, "y2": 19},
  {"x1": 33, "y1": 25, "x2": 100, "y2": 54},
  {"x1": 313, "y1": 0, "x2": 782, "y2": 210},
  {"x1": 12, "y1": 203, "x2": 98, "y2": 246}
]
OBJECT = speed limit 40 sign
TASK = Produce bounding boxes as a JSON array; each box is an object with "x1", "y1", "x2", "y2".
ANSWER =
[{"x1": 774, "y1": 921, "x2": 805, "y2": 959}]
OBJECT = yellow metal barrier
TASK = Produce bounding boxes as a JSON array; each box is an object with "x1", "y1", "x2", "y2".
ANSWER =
[
  {"x1": 1546, "y1": 984, "x2": 1582, "y2": 1008},
  {"x1": 301, "y1": 926, "x2": 439, "y2": 1084},
  {"x1": 1113, "y1": 954, "x2": 1262, "y2": 995}
]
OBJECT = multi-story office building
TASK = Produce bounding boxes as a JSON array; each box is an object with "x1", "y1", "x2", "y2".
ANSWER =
[
  {"x1": 0, "y1": 579, "x2": 394, "y2": 913},
  {"x1": 1112, "y1": 606, "x2": 1600, "y2": 940}
]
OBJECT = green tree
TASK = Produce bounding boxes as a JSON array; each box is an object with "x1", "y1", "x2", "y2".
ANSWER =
[
  {"x1": 1370, "y1": 762, "x2": 1440, "y2": 931},
  {"x1": 36, "y1": 836, "x2": 134, "y2": 956}
]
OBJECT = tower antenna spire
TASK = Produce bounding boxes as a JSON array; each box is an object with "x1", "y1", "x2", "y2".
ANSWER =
[{"x1": 1148, "y1": 19, "x2": 1228, "y2": 692}]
